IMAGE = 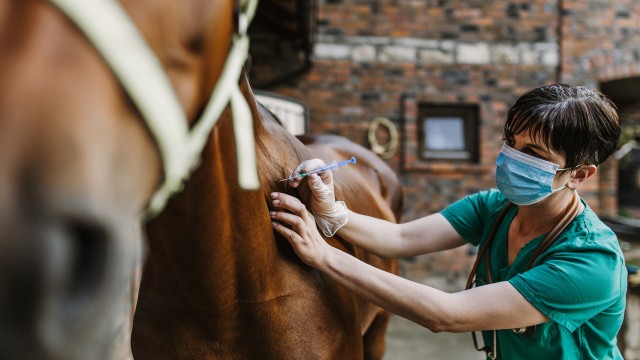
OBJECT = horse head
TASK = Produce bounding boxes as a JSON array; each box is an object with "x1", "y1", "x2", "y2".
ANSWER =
[{"x1": 0, "y1": 0, "x2": 254, "y2": 358}]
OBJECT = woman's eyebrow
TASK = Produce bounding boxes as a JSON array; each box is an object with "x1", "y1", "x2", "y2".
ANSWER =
[{"x1": 524, "y1": 143, "x2": 551, "y2": 155}]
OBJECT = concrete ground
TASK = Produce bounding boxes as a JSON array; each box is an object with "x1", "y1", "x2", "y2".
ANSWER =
[
  {"x1": 384, "y1": 314, "x2": 484, "y2": 360},
  {"x1": 382, "y1": 273, "x2": 485, "y2": 360}
]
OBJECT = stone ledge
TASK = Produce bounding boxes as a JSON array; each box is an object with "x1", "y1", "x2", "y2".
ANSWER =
[{"x1": 314, "y1": 35, "x2": 559, "y2": 67}]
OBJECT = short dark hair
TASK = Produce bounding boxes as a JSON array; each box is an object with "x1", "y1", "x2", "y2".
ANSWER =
[{"x1": 503, "y1": 84, "x2": 621, "y2": 167}]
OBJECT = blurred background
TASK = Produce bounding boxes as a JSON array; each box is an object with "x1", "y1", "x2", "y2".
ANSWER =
[{"x1": 245, "y1": 0, "x2": 640, "y2": 358}]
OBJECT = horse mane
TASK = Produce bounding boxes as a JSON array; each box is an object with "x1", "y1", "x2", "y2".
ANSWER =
[{"x1": 254, "y1": 102, "x2": 311, "y2": 200}]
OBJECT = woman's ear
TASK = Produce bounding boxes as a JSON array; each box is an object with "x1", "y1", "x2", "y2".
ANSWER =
[{"x1": 566, "y1": 165, "x2": 597, "y2": 190}]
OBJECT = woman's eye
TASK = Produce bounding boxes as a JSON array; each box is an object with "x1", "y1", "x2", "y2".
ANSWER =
[{"x1": 525, "y1": 150, "x2": 545, "y2": 160}]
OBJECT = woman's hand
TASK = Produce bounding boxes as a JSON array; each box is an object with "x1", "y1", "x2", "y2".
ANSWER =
[
  {"x1": 287, "y1": 159, "x2": 337, "y2": 217},
  {"x1": 270, "y1": 192, "x2": 332, "y2": 268},
  {"x1": 287, "y1": 159, "x2": 348, "y2": 237}
]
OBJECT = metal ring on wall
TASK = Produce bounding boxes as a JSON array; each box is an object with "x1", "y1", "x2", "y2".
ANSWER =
[{"x1": 368, "y1": 117, "x2": 398, "y2": 160}]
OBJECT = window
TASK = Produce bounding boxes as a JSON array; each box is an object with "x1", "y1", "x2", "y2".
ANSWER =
[{"x1": 419, "y1": 104, "x2": 479, "y2": 162}]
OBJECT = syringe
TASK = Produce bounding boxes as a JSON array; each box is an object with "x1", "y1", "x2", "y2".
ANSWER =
[{"x1": 279, "y1": 157, "x2": 357, "y2": 182}]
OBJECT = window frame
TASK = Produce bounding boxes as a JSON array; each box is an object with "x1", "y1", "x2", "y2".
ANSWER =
[{"x1": 418, "y1": 103, "x2": 480, "y2": 163}]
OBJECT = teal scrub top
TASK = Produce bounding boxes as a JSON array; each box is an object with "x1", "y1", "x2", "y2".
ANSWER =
[{"x1": 440, "y1": 189, "x2": 627, "y2": 360}]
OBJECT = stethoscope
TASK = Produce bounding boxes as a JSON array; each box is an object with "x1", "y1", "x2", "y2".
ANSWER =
[{"x1": 465, "y1": 191, "x2": 581, "y2": 359}]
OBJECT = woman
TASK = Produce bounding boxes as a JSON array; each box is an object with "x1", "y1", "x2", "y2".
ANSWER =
[{"x1": 270, "y1": 84, "x2": 627, "y2": 359}]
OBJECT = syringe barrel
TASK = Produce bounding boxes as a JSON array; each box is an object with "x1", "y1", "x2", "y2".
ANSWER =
[{"x1": 306, "y1": 156, "x2": 356, "y2": 175}]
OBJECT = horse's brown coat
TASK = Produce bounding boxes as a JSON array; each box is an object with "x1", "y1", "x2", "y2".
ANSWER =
[{"x1": 132, "y1": 75, "x2": 401, "y2": 359}]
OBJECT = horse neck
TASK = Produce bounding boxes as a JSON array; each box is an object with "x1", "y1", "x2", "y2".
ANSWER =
[{"x1": 142, "y1": 74, "x2": 309, "y2": 309}]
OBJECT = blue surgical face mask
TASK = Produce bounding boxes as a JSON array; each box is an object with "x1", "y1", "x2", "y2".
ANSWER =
[{"x1": 496, "y1": 143, "x2": 570, "y2": 206}]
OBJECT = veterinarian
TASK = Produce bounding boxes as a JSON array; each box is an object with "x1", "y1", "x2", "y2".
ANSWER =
[{"x1": 270, "y1": 84, "x2": 626, "y2": 359}]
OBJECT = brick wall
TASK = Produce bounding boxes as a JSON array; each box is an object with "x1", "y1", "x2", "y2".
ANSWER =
[
  {"x1": 560, "y1": 0, "x2": 640, "y2": 85},
  {"x1": 265, "y1": 0, "x2": 640, "y2": 278},
  {"x1": 559, "y1": 0, "x2": 640, "y2": 216}
]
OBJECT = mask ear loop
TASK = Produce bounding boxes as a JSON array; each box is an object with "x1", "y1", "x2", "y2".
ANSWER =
[{"x1": 555, "y1": 164, "x2": 583, "y2": 192}]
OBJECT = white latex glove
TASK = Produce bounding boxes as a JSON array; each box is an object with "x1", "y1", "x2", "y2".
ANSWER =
[{"x1": 288, "y1": 159, "x2": 348, "y2": 237}]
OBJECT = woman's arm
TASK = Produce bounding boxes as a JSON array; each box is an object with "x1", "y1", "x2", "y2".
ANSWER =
[
  {"x1": 284, "y1": 158, "x2": 466, "y2": 258},
  {"x1": 270, "y1": 193, "x2": 549, "y2": 332},
  {"x1": 338, "y1": 211, "x2": 468, "y2": 258},
  {"x1": 324, "y1": 247, "x2": 549, "y2": 332}
]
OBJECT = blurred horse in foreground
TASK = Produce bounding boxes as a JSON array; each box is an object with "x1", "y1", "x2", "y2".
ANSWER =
[
  {"x1": 0, "y1": 0, "x2": 160, "y2": 358},
  {"x1": 0, "y1": 0, "x2": 402, "y2": 359}
]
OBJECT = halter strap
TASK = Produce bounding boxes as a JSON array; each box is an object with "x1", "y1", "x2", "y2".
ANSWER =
[{"x1": 48, "y1": 0, "x2": 260, "y2": 218}]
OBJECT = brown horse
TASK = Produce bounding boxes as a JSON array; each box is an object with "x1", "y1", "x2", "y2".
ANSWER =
[
  {"x1": 0, "y1": 0, "x2": 401, "y2": 358},
  {"x1": 132, "y1": 73, "x2": 401, "y2": 359},
  {"x1": 0, "y1": 1, "x2": 161, "y2": 359}
]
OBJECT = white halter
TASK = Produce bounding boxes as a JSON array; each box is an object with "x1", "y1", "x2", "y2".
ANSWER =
[{"x1": 48, "y1": 0, "x2": 261, "y2": 218}]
